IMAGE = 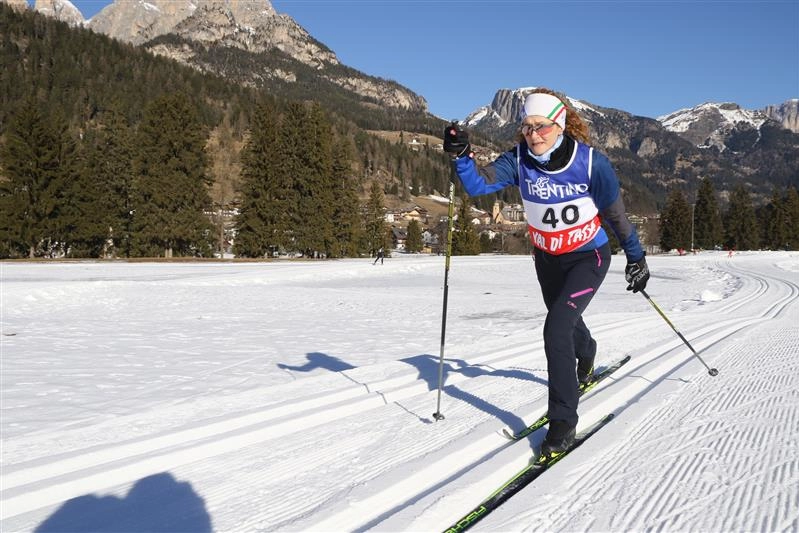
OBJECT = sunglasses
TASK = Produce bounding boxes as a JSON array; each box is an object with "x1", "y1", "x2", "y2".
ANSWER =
[{"x1": 521, "y1": 122, "x2": 558, "y2": 136}]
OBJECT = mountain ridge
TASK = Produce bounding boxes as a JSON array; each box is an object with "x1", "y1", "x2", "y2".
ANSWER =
[{"x1": 10, "y1": 0, "x2": 795, "y2": 128}]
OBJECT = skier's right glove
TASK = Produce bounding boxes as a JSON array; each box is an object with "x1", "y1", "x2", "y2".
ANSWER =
[
  {"x1": 625, "y1": 256, "x2": 650, "y2": 293},
  {"x1": 443, "y1": 122, "x2": 472, "y2": 159}
]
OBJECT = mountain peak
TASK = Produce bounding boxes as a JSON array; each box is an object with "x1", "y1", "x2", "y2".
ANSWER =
[
  {"x1": 763, "y1": 99, "x2": 799, "y2": 132},
  {"x1": 89, "y1": 0, "x2": 199, "y2": 44},
  {"x1": 34, "y1": 0, "x2": 84, "y2": 25},
  {"x1": 658, "y1": 102, "x2": 769, "y2": 149},
  {"x1": 1, "y1": 0, "x2": 31, "y2": 13},
  {"x1": 463, "y1": 87, "x2": 602, "y2": 130},
  {"x1": 86, "y1": 0, "x2": 338, "y2": 68}
]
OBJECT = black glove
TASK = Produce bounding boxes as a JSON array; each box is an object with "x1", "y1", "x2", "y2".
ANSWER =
[
  {"x1": 443, "y1": 121, "x2": 471, "y2": 158},
  {"x1": 625, "y1": 256, "x2": 650, "y2": 293}
]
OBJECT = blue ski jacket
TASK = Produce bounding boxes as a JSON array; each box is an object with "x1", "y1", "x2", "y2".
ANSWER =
[{"x1": 453, "y1": 136, "x2": 644, "y2": 263}]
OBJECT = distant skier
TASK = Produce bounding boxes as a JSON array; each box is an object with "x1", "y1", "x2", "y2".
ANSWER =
[
  {"x1": 443, "y1": 88, "x2": 650, "y2": 460},
  {"x1": 373, "y1": 247, "x2": 385, "y2": 265}
]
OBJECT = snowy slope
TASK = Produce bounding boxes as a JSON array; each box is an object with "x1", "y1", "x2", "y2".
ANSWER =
[{"x1": 1, "y1": 252, "x2": 798, "y2": 532}]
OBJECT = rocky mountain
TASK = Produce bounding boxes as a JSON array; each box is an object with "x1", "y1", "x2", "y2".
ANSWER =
[
  {"x1": 88, "y1": 0, "x2": 196, "y2": 43},
  {"x1": 2, "y1": 0, "x2": 428, "y2": 115},
  {"x1": 83, "y1": 0, "x2": 426, "y2": 114},
  {"x1": 34, "y1": 0, "x2": 82, "y2": 25},
  {"x1": 464, "y1": 88, "x2": 799, "y2": 212},
  {"x1": 1, "y1": 0, "x2": 84, "y2": 23},
  {"x1": 658, "y1": 102, "x2": 770, "y2": 150},
  {"x1": 87, "y1": 0, "x2": 330, "y2": 64},
  {"x1": 764, "y1": 99, "x2": 799, "y2": 132},
  {"x1": 1, "y1": 0, "x2": 32, "y2": 13}
]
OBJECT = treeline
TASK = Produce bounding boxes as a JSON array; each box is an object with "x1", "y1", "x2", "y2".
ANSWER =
[
  {"x1": 2, "y1": 94, "x2": 210, "y2": 257},
  {"x1": 0, "y1": 4, "x2": 457, "y2": 258},
  {"x1": 659, "y1": 179, "x2": 799, "y2": 252},
  {"x1": 0, "y1": 91, "x2": 404, "y2": 258}
]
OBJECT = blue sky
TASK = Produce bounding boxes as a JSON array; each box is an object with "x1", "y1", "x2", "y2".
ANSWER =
[{"x1": 52, "y1": 0, "x2": 799, "y2": 120}]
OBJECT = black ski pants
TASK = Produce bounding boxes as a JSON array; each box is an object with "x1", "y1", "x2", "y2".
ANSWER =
[{"x1": 534, "y1": 242, "x2": 611, "y2": 428}]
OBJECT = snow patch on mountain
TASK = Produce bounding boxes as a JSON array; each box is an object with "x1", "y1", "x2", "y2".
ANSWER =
[
  {"x1": 658, "y1": 102, "x2": 767, "y2": 133},
  {"x1": 657, "y1": 102, "x2": 770, "y2": 150}
]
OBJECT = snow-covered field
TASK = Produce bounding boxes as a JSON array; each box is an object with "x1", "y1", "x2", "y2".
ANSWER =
[{"x1": 1, "y1": 251, "x2": 797, "y2": 532}]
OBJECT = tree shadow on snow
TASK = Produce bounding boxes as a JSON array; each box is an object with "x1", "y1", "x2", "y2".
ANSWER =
[
  {"x1": 400, "y1": 354, "x2": 547, "y2": 431},
  {"x1": 277, "y1": 351, "x2": 356, "y2": 373},
  {"x1": 35, "y1": 472, "x2": 212, "y2": 533}
]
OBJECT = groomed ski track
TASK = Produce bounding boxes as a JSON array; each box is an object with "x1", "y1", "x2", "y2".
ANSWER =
[{"x1": 1, "y1": 252, "x2": 797, "y2": 532}]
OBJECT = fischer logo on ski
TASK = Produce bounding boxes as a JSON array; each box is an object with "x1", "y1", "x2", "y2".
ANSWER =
[{"x1": 443, "y1": 413, "x2": 615, "y2": 533}]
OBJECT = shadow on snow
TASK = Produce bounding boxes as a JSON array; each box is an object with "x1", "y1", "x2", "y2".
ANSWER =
[
  {"x1": 277, "y1": 350, "x2": 545, "y2": 430},
  {"x1": 277, "y1": 351, "x2": 356, "y2": 373},
  {"x1": 35, "y1": 472, "x2": 212, "y2": 533}
]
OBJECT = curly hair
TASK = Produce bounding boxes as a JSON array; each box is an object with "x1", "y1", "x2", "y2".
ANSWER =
[{"x1": 516, "y1": 87, "x2": 591, "y2": 145}]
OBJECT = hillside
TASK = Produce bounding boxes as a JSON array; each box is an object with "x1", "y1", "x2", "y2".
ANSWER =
[{"x1": 0, "y1": 3, "x2": 455, "y2": 209}]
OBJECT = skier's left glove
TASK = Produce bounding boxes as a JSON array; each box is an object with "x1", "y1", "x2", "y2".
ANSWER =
[{"x1": 625, "y1": 256, "x2": 650, "y2": 293}]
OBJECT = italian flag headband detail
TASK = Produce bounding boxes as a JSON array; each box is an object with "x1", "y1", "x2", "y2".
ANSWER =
[{"x1": 520, "y1": 93, "x2": 567, "y2": 129}]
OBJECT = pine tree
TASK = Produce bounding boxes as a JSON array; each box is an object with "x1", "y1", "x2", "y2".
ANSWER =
[
  {"x1": 452, "y1": 196, "x2": 481, "y2": 255},
  {"x1": 234, "y1": 101, "x2": 291, "y2": 257},
  {"x1": 364, "y1": 181, "x2": 389, "y2": 255},
  {"x1": 693, "y1": 177, "x2": 724, "y2": 250},
  {"x1": 291, "y1": 102, "x2": 336, "y2": 257},
  {"x1": 659, "y1": 188, "x2": 691, "y2": 252},
  {"x1": 329, "y1": 139, "x2": 362, "y2": 257},
  {"x1": 79, "y1": 106, "x2": 135, "y2": 257},
  {"x1": 724, "y1": 183, "x2": 759, "y2": 250},
  {"x1": 405, "y1": 219, "x2": 423, "y2": 253},
  {"x1": 131, "y1": 93, "x2": 213, "y2": 257},
  {"x1": 762, "y1": 189, "x2": 788, "y2": 250},
  {"x1": 784, "y1": 187, "x2": 799, "y2": 250},
  {"x1": 765, "y1": 186, "x2": 799, "y2": 251},
  {"x1": 0, "y1": 99, "x2": 69, "y2": 257}
]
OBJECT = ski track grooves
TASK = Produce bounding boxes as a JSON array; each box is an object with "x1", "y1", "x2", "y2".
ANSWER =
[
  {"x1": 306, "y1": 316, "x2": 769, "y2": 531},
  {"x1": 1, "y1": 314, "x2": 647, "y2": 520},
  {"x1": 3, "y1": 257, "x2": 796, "y2": 528},
  {"x1": 537, "y1": 324, "x2": 798, "y2": 529}
]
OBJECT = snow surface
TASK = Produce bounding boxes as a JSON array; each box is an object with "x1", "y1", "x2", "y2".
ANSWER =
[
  {"x1": 426, "y1": 194, "x2": 451, "y2": 205},
  {"x1": 1, "y1": 252, "x2": 798, "y2": 532}
]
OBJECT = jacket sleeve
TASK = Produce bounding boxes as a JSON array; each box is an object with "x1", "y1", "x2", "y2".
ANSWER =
[
  {"x1": 452, "y1": 149, "x2": 518, "y2": 197},
  {"x1": 590, "y1": 152, "x2": 645, "y2": 263}
]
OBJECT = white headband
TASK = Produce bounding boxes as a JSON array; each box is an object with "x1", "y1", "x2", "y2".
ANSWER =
[{"x1": 520, "y1": 93, "x2": 567, "y2": 129}]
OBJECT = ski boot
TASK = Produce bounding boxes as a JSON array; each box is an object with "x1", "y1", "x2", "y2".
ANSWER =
[
  {"x1": 577, "y1": 354, "x2": 595, "y2": 390},
  {"x1": 538, "y1": 420, "x2": 576, "y2": 463}
]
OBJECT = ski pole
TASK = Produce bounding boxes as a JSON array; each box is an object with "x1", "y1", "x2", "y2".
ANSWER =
[
  {"x1": 433, "y1": 171, "x2": 457, "y2": 421},
  {"x1": 640, "y1": 289, "x2": 719, "y2": 376}
]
